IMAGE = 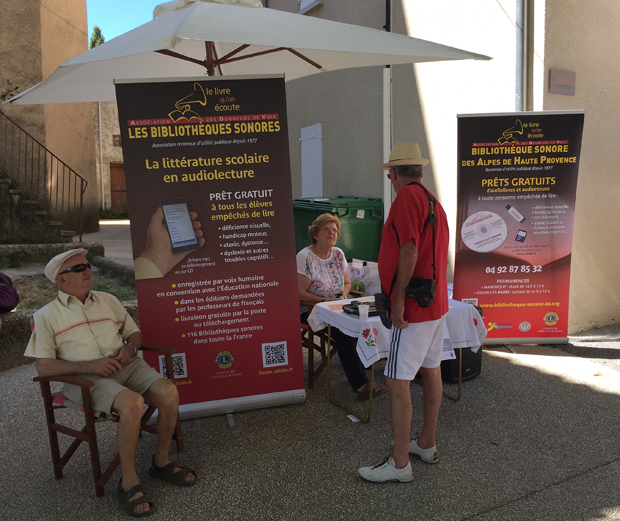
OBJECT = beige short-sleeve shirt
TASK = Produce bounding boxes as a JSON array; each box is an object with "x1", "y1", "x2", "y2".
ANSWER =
[{"x1": 24, "y1": 290, "x2": 140, "y2": 362}]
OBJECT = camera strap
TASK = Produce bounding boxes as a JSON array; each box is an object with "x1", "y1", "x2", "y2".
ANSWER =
[{"x1": 385, "y1": 182, "x2": 437, "y2": 297}]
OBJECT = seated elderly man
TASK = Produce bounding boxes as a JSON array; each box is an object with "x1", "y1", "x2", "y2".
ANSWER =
[{"x1": 25, "y1": 249, "x2": 197, "y2": 517}]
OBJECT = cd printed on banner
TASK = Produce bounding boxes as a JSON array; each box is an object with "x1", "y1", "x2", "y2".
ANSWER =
[{"x1": 461, "y1": 211, "x2": 507, "y2": 253}]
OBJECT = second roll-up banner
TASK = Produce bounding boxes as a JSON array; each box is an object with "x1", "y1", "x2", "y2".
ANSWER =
[
  {"x1": 453, "y1": 111, "x2": 584, "y2": 344},
  {"x1": 115, "y1": 76, "x2": 305, "y2": 419}
]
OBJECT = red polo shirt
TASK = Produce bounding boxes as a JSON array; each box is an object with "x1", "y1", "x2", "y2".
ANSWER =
[{"x1": 378, "y1": 181, "x2": 450, "y2": 323}]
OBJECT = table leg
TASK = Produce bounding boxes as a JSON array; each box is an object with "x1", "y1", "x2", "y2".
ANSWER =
[{"x1": 326, "y1": 324, "x2": 375, "y2": 423}]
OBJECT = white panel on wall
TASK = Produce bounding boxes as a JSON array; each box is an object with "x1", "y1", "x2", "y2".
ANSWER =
[{"x1": 300, "y1": 123, "x2": 323, "y2": 198}]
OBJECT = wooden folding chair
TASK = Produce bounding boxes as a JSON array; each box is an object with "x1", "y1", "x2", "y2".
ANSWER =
[
  {"x1": 300, "y1": 301, "x2": 339, "y2": 389},
  {"x1": 34, "y1": 344, "x2": 184, "y2": 497}
]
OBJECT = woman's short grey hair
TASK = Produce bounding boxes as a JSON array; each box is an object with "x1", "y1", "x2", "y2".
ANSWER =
[{"x1": 393, "y1": 164, "x2": 424, "y2": 179}]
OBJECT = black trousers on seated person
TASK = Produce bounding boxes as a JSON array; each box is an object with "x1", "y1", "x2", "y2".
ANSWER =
[
  {"x1": 301, "y1": 311, "x2": 368, "y2": 392},
  {"x1": 329, "y1": 327, "x2": 370, "y2": 392}
]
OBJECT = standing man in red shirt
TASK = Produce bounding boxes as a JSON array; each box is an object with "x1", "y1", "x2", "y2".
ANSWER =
[{"x1": 359, "y1": 143, "x2": 450, "y2": 483}]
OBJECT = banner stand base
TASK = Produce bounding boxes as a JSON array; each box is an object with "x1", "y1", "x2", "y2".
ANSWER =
[
  {"x1": 148, "y1": 389, "x2": 306, "y2": 424},
  {"x1": 483, "y1": 337, "x2": 569, "y2": 346}
]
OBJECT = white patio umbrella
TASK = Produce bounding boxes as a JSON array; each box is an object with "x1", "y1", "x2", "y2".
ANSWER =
[{"x1": 9, "y1": 0, "x2": 490, "y2": 105}]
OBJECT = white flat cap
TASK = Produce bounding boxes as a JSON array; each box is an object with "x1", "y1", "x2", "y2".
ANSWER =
[{"x1": 44, "y1": 248, "x2": 89, "y2": 282}]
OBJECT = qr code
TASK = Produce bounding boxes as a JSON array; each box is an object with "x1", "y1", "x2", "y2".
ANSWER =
[
  {"x1": 462, "y1": 298, "x2": 478, "y2": 306},
  {"x1": 158, "y1": 352, "x2": 187, "y2": 379},
  {"x1": 262, "y1": 341, "x2": 288, "y2": 368}
]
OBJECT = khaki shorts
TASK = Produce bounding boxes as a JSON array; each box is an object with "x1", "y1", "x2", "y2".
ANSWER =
[
  {"x1": 63, "y1": 356, "x2": 164, "y2": 415},
  {"x1": 384, "y1": 314, "x2": 447, "y2": 381}
]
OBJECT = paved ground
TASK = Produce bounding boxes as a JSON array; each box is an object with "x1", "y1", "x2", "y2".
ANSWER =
[
  {"x1": 82, "y1": 219, "x2": 134, "y2": 269},
  {"x1": 1, "y1": 222, "x2": 619, "y2": 520}
]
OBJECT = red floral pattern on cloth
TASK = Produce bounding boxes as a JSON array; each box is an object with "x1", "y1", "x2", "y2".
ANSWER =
[{"x1": 361, "y1": 328, "x2": 377, "y2": 348}]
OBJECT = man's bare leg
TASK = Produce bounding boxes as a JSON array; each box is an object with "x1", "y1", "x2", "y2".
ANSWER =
[
  {"x1": 386, "y1": 376, "x2": 412, "y2": 469},
  {"x1": 143, "y1": 378, "x2": 195, "y2": 483},
  {"x1": 417, "y1": 366, "x2": 442, "y2": 449},
  {"x1": 113, "y1": 389, "x2": 149, "y2": 514}
]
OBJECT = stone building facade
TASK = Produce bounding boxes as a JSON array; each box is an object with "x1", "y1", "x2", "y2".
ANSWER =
[{"x1": 0, "y1": 0, "x2": 98, "y2": 233}]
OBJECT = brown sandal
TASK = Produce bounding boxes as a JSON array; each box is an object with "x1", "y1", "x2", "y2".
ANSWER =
[
  {"x1": 355, "y1": 383, "x2": 387, "y2": 401},
  {"x1": 117, "y1": 480, "x2": 155, "y2": 517},
  {"x1": 149, "y1": 457, "x2": 198, "y2": 486}
]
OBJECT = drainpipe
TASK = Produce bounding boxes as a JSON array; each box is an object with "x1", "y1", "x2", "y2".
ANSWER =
[
  {"x1": 516, "y1": 0, "x2": 527, "y2": 111},
  {"x1": 382, "y1": 0, "x2": 393, "y2": 221}
]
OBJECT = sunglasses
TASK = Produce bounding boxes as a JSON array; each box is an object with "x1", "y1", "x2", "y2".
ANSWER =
[{"x1": 58, "y1": 262, "x2": 91, "y2": 275}]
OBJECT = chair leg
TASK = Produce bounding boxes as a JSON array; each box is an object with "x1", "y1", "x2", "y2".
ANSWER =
[
  {"x1": 98, "y1": 453, "x2": 121, "y2": 493},
  {"x1": 139, "y1": 404, "x2": 184, "y2": 454},
  {"x1": 81, "y1": 387, "x2": 105, "y2": 497},
  {"x1": 140, "y1": 406, "x2": 158, "y2": 437},
  {"x1": 39, "y1": 381, "x2": 63, "y2": 481},
  {"x1": 174, "y1": 415, "x2": 184, "y2": 452},
  {"x1": 307, "y1": 331, "x2": 316, "y2": 389}
]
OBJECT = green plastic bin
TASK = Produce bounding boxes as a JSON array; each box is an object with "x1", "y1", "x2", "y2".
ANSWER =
[{"x1": 293, "y1": 196, "x2": 383, "y2": 261}]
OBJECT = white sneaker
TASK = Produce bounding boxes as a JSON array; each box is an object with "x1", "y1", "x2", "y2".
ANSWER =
[
  {"x1": 409, "y1": 438, "x2": 439, "y2": 464},
  {"x1": 358, "y1": 456, "x2": 413, "y2": 483}
]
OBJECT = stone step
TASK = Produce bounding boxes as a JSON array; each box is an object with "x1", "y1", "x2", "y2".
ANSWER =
[{"x1": 1, "y1": 174, "x2": 74, "y2": 244}]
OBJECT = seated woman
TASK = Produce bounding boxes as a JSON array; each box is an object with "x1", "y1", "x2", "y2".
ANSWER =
[{"x1": 297, "y1": 213, "x2": 386, "y2": 401}]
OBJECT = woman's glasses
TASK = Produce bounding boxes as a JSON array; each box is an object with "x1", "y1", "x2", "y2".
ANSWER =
[
  {"x1": 321, "y1": 227, "x2": 339, "y2": 234},
  {"x1": 58, "y1": 263, "x2": 91, "y2": 275}
]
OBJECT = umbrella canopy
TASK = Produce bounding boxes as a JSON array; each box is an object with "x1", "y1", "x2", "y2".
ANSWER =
[{"x1": 10, "y1": 0, "x2": 490, "y2": 105}]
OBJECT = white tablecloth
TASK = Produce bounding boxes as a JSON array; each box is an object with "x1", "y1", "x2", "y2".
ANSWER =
[{"x1": 309, "y1": 298, "x2": 487, "y2": 368}]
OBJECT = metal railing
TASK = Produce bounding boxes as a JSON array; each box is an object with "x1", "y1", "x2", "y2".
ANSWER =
[{"x1": 0, "y1": 110, "x2": 87, "y2": 240}]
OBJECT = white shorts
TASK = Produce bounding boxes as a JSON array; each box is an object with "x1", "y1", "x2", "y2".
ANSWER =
[{"x1": 384, "y1": 314, "x2": 447, "y2": 381}]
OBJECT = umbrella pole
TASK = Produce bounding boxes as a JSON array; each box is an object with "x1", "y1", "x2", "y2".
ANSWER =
[{"x1": 205, "y1": 42, "x2": 216, "y2": 76}]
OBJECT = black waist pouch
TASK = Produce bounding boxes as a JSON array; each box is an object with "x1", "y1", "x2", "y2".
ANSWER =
[{"x1": 374, "y1": 292, "x2": 392, "y2": 329}]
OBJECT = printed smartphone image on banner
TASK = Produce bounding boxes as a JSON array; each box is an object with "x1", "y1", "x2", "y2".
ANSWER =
[{"x1": 160, "y1": 198, "x2": 199, "y2": 254}]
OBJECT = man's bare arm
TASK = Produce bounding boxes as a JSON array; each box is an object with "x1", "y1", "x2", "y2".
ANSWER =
[
  {"x1": 391, "y1": 241, "x2": 418, "y2": 329},
  {"x1": 126, "y1": 331, "x2": 142, "y2": 349},
  {"x1": 35, "y1": 356, "x2": 122, "y2": 378},
  {"x1": 109, "y1": 331, "x2": 143, "y2": 367}
]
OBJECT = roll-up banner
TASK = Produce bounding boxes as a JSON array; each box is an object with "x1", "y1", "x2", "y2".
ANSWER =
[
  {"x1": 453, "y1": 111, "x2": 584, "y2": 344},
  {"x1": 115, "y1": 76, "x2": 305, "y2": 419}
]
